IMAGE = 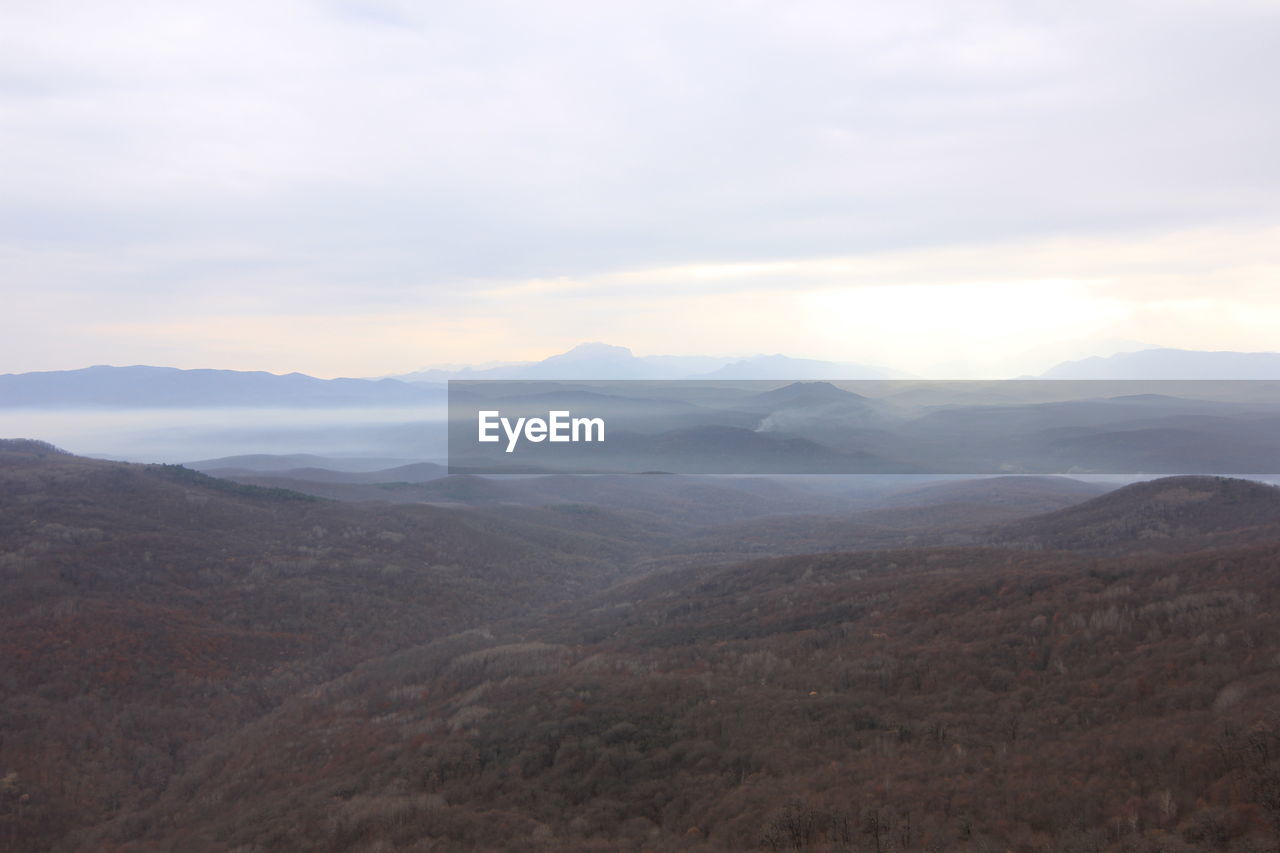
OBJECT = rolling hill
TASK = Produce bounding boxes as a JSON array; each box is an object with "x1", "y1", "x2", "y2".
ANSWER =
[
  {"x1": 5, "y1": 440, "x2": 1280, "y2": 851},
  {"x1": 0, "y1": 440, "x2": 660, "y2": 848},
  {"x1": 874, "y1": 475, "x2": 1111, "y2": 511},
  {"x1": 991, "y1": 475, "x2": 1280, "y2": 552},
  {"x1": 77, "y1": 485, "x2": 1280, "y2": 851}
]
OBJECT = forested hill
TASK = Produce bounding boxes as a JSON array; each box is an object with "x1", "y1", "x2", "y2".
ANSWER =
[
  {"x1": 3, "y1": 441, "x2": 1280, "y2": 850},
  {"x1": 0, "y1": 440, "x2": 650, "y2": 848},
  {"x1": 82, "y1": 528, "x2": 1280, "y2": 850},
  {"x1": 990, "y1": 475, "x2": 1280, "y2": 553}
]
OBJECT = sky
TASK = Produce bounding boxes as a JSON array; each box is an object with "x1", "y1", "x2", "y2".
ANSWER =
[{"x1": 2, "y1": 0, "x2": 1279, "y2": 379}]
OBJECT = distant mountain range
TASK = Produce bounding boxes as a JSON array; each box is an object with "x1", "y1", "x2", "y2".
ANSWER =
[
  {"x1": 1035, "y1": 347, "x2": 1280, "y2": 379},
  {"x1": 0, "y1": 365, "x2": 442, "y2": 408},
  {"x1": 403, "y1": 343, "x2": 1280, "y2": 382},
  {"x1": 4, "y1": 346, "x2": 1280, "y2": 412},
  {"x1": 394, "y1": 342, "x2": 904, "y2": 382}
]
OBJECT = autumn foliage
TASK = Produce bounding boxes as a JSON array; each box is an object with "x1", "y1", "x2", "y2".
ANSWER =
[{"x1": 2, "y1": 440, "x2": 1279, "y2": 851}]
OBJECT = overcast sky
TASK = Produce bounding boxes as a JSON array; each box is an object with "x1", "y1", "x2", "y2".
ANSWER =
[{"x1": 3, "y1": 0, "x2": 1278, "y2": 378}]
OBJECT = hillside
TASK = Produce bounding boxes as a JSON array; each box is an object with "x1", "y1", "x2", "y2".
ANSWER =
[
  {"x1": 196, "y1": 461, "x2": 447, "y2": 482},
  {"x1": 86, "y1": 531, "x2": 1280, "y2": 851},
  {"x1": 212, "y1": 472, "x2": 528, "y2": 505},
  {"x1": 0, "y1": 441, "x2": 655, "y2": 849},
  {"x1": 875, "y1": 475, "x2": 1111, "y2": 511},
  {"x1": 5, "y1": 445, "x2": 1280, "y2": 851},
  {"x1": 202, "y1": 466, "x2": 876, "y2": 524},
  {"x1": 992, "y1": 475, "x2": 1280, "y2": 552},
  {"x1": 668, "y1": 476, "x2": 1115, "y2": 558}
]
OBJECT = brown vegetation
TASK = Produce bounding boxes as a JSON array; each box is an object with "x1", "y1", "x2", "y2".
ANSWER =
[{"x1": 2, "y1": 441, "x2": 1279, "y2": 851}]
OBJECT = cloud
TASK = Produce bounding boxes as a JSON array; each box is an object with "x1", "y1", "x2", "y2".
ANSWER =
[
  {"x1": 2, "y1": 0, "x2": 1279, "y2": 373},
  {"x1": 9, "y1": 223, "x2": 1267, "y2": 379}
]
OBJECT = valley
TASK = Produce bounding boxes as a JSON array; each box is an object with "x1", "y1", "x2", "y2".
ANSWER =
[{"x1": 2, "y1": 439, "x2": 1279, "y2": 850}]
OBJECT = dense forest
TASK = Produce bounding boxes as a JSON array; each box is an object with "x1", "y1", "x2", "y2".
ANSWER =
[{"x1": 2, "y1": 439, "x2": 1279, "y2": 851}]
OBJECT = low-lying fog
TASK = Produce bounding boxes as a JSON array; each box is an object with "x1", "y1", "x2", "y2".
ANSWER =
[{"x1": 0, "y1": 406, "x2": 448, "y2": 463}]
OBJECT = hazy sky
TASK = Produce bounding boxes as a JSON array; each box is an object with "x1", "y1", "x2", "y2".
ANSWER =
[{"x1": 3, "y1": 0, "x2": 1278, "y2": 378}]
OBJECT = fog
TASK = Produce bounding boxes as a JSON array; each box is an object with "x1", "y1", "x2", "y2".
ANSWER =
[{"x1": 0, "y1": 405, "x2": 448, "y2": 463}]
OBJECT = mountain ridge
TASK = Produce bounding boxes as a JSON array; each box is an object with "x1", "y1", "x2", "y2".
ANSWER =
[
  {"x1": 1037, "y1": 347, "x2": 1280, "y2": 379},
  {"x1": 0, "y1": 365, "x2": 441, "y2": 408},
  {"x1": 394, "y1": 342, "x2": 903, "y2": 382}
]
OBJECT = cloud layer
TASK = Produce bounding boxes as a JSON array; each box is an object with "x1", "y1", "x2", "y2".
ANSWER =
[{"x1": 3, "y1": 0, "x2": 1278, "y2": 376}]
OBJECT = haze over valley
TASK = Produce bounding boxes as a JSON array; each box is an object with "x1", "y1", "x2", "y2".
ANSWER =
[
  {"x1": 7, "y1": 344, "x2": 1280, "y2": 466},
  {"x1": 5, "y1": 350, "x2": 1280, "y2": 850}
]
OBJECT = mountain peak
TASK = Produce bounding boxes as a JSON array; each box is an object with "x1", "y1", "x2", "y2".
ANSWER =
[
  {"x1": 548, "y1": 342, "x2": 635, "y2": 362},
  {"x1": 751, "y1": 380, "x2": 861, "y2": 402}
]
